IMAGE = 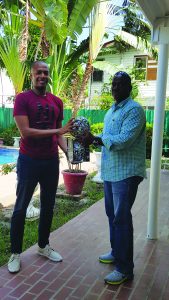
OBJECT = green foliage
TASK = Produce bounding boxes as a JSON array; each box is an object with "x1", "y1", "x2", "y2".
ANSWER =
[
  {"x1": 90, "y1": 122, "x2": 104, "y2": 135},
  {"x1": 1, "y1": 163, "x2": 16, "y2": 175},
  {"x1": 130, "y1": 79, "x2": 139, "y2": 99},
  {"x1": 90, "y1": 122, "x2": 104, "y2": 152},
  {"x1": 145, "y1": 123, "x2": 169, "y2": 159},
  {"x1": 91, "y1": 67, "x2": 139, "y2": 111},
  {"x1": 91, "y1": 94, "x2": 113, "y2": 110},
  {"x1": 0, "y1": 4, "x2": 27, "y2": 94},
  {"x1": 163, "y1": 131, "x2": 169, "y2": 157},
  {"x1": 67, "y1": 0, "x2": 99, "y2": 39},
  {"x1": 165, "y1": 97, "x2": 169, "y2": 110},
  {"x1": 0, "y1": 124, "x2": 19, "y2": 146},
  {"x1": 0, "y1": 222, "x2": 11, "y2": 267},
  {"x1": 44, "y1": 0, "x2": 68, "y2": 45},
  {"x1": 146, "y1": 122, "x2": 153, "y2": 159},
  {"x1": 91, "y1": 76, "x2": 113, "y2": 110},
  {"x1": 146, "y1": 159, "x2": 151, "y2": 168},
  {"x1": 123, "y1": 1, "x2": 151, "y2": 40}
]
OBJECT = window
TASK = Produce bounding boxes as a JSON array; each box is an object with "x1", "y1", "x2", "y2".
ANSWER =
[
  {"x1": 134, "y1": 56, "x2": 147, "y2": 80},
  {"x1": 92, "y1": 59, "x2": 104, "y2": 82},
  {"x1": 134, "y1": 55, "x2": 157, "y2": 81}
]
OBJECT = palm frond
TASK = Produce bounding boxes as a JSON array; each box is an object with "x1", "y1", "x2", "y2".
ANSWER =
[
  {"x1": 119, "y1": 30, "x2": 158, "y2": 59},
  {"x1": 92, "y1": 60, "x2": 124, "y2": 75},
  {"x1": 0, "y1": 38, "x2": 27, "y2": 94},
  {"x1": 68, "y1": 0, "x2": 100, "y2": 39}
]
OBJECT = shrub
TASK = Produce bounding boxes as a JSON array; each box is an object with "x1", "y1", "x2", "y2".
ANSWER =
[
  {"x1": 89, "y1": 122, "x2": 153, "y2": 157},
  {"x1": 146, "y1": 124, "x2": 169, "y2": 159},
  {"x1": 91, "y1": 94, "x2": 113, "y2": 110},
  {"x1": 90, "y1": 123, "x2": 104, "y2": 135},
  {"x1": 0, "y1": 124, "x2": 20, "y2": 146},
  {"x1": 90, "y1": 123, "x2": 104, "y2": 152},
  {"x1": 163, "y1": 131, "x2": 169, "y2": 157},
  {"x1": 146, "y1": 123, "x2": 153, "y2": 159}
]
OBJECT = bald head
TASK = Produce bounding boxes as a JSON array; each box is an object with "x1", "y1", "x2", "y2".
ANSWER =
[
  {"x1": 31, "y1": 61, "x2": 48, "y2": 72},
  {"x1": 111, "y1": 71, "x2": 132, "y2": 103},
  {"x1": 30, "y1": 61, "x2": 49, "y2": 95}
]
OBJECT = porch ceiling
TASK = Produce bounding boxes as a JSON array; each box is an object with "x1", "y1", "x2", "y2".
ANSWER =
[{"x1": 136, "y1": 0, "x2": 169, "y2": 26}]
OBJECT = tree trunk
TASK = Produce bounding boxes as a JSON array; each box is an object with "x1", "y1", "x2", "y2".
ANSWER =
[
  {"x1": 72, "y1": 61, "x2": 93, "y2": 117},
  {"x1": 19, "y1": 0, "x2": 29, "y2": 62}
]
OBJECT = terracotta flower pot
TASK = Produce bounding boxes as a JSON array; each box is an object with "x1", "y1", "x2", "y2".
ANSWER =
[{"x1": 62, "y1": 170, "x2": 88, "y2": 195}]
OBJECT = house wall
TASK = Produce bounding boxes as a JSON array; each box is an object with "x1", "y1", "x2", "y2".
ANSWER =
[{"x1": 90, "y1": 49, "x2": 169, "y2": 108}]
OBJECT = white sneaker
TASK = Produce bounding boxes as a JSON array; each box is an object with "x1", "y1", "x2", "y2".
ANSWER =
[
  {"x1": 8, "y1": 254, "x2": 21, "y2": 273},
  {"x1": 38, "y1": 245, "x2": 62, "y2": 262}
]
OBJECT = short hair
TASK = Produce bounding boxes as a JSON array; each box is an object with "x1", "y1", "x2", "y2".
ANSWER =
[
  {"x1": 113, "y1": 71, "x2": 131, "y2": 85},
  {"x1": 31, "y1": 61, "x2": 48, "y2": 71}
]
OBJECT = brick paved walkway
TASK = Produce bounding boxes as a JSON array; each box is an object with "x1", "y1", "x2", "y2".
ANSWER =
[{"x1": 0, "y1": 169, "x2": 169, "y2": 299}]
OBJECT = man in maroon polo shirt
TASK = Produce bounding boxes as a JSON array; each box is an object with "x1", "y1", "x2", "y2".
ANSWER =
[{"x1": 8, "y1": 61, "x2": 73, "y2": 273}]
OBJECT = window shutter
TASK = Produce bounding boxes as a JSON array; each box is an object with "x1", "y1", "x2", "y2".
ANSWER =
[{"x1": 146, "y1": 57, "x2": 157, "y2": 80}]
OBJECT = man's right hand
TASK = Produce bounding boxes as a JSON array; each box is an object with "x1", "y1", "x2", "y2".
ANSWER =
[
  {"x1": 77, "y1": 131, "x2": 95, "y2": 147},
  {"x1": 59, "y1": 118, "x2": 74, "y2": 135}
]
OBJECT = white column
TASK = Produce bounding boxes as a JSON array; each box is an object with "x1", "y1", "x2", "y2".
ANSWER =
[{"x1": 147, "y1": 44, "x2": 169, "y2": 239}]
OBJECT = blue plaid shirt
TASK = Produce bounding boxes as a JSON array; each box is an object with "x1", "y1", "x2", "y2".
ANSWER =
[{"x1": 99, "y1": 97, "x2": 146, "y2": 182}]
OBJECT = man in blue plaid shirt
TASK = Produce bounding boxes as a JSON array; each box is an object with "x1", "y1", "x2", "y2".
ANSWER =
[{"x1": 80, "y1": 71, "x2": 146, "y2": 285}]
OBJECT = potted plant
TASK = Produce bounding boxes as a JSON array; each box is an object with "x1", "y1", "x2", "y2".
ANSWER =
[
  {"x1": 62, "y1": 161, "x2": 88, "y2": 195},
  {"x1": 62, "y1": 117, "x2": 90, "y2": 195}
]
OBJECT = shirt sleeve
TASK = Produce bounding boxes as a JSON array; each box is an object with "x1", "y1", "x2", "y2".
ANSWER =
[
  {"x1": 13, "y1": 93, "x2": 28, "y2": 116},
  {"x1": 102, "y1": 106, "x2": 146, "y2": 151}
]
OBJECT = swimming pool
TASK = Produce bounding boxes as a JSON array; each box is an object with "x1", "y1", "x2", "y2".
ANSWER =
[{"x1": 0, "y1": 148, "x2": 19, "y2": 165}]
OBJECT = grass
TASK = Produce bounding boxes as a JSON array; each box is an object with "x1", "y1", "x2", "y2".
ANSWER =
[{"x1": 0, "y1": 172, "x2": 104, "y2": 267}]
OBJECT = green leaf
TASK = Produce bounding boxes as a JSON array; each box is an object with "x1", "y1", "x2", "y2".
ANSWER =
[
  {"x1": 93, "y1": 61, "x2": 124, "y2": 76},
  {"x1": 68, "y1": 0, "x2": 99, "y2": 39}
]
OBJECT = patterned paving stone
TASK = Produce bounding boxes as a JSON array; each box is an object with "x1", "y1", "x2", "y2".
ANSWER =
[{"x1": 1, "y1": 171, "x2": 169, "y2": 299}]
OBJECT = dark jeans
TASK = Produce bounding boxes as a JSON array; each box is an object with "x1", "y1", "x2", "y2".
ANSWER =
[
  {"x1": 10, "y1": 153, "x2": 59, "y2": 253},
  {"x1": 104, "y1": 176, "x2": 143, "y2": 275}
]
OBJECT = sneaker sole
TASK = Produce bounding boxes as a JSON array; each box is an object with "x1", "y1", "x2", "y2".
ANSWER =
[
  {"x1": 38, "y1": 252, "x2": 63, "y2": 262},
  {"x1": 8, "y1": 263, "x2": 21, "y2": 273},
  {"x1": 105, "y1": 276, "x2": 133, "y2": 285},
  {"x1": 8, "y1": 268, "x2": 20, "y2": 273},
  {"x1": 99, "y1": 258, "x2": 114, "y2": 264}
]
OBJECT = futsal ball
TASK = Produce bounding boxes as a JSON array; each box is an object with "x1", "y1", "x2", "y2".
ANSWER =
[{"x1": 71, "y1": 116, "x2": 90, "y2": 138}]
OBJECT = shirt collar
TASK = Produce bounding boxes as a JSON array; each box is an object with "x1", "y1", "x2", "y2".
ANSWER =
[{"x1": 112, "y1": 96, "x2": 131, "y2": 112}]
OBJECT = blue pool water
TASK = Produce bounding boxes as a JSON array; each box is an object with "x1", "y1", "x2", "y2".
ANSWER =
[{"x1": 0, "y1": 148, "x2": 19, "y2": 165}]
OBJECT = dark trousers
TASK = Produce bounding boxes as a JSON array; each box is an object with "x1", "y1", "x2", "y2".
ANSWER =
[
  {"x1": 104, "y1": 176, "x2": 143, "y2": 275},
  {"x1": 10, "y1": 153, "x2": 59, "y2": 253}
]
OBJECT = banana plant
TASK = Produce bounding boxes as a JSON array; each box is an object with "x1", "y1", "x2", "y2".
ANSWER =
[
  {"x1": 0, "y1": 4, "x2": 27, "y2": 94},
  {"x1": 72, "y1": 0, "x2": 126, "y2": 116},
  {"x1": 25, "y1": 0, "x2": 100, "y2": 96}
]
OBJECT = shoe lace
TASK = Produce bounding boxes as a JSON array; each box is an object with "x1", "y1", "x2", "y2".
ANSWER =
[
  {"x1": 45, "y1": 245, "x2": 54, "y2": 254},
  {"x1": 9, "y1": 254, "x2": 20, "y2": 262}
]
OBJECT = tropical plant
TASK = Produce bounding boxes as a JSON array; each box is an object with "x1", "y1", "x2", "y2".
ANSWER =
[
  {"x1": 26, "y1": 0, "x2": 100, "y2": 97},
  {"x1": 72, "y1": 0, "x2": 127, "y2": 116},
  {"x1": 0, "y1": 124, "x2": 19, "y2": 146},
  {"x1": 0, "y1": 3, "x2": 27, "y2": 94},
  {"x1": 146, "y1": 122, "x2": 153, "y2": 159}
]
